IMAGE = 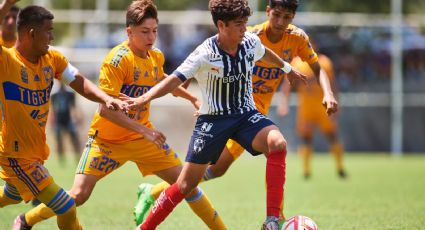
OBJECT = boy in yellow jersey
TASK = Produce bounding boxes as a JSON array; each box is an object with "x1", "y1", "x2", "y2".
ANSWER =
[
  {"x1": 0, "y1": 4, "x2": 126, "y2": 230},
  {"x1": 134, "y1": 0, "x2": 338, "y2": 226},
  {"x1": 278, "y1": 55, "x2": 347, "y2": 179},
  {"x1": 19, "y1": 1, "x2": 227, "y2": 229}
]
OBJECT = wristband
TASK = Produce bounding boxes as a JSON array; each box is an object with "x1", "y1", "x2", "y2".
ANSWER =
[{"x1": 280, "y1": 62, "x2": 292, "y2": 74}]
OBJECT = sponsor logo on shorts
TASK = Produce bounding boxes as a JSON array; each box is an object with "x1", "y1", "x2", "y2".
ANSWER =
[
  {"x1": 201, "y1": 122, "x2": 213, "y2": 132},
  {"x1": 248, "y1": 112, "x2": 267, "y2": 124}
]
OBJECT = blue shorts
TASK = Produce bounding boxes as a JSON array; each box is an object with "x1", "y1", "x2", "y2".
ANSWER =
[{"x1": 185, "y1": 110, "x2": 275, "y2": 164}]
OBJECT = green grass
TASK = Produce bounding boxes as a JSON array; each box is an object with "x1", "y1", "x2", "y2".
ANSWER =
[{"x1": 1, "y1": 153, "x2": 425, "y2": 230}]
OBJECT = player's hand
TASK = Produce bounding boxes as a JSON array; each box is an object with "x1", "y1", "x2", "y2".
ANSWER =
[
  {"x1": 120, "y1": 94, "x2": 148, "y2": 111},
  {"x1": 143, "y1": 128, "x2": 166, "y2": 149},
  {"x1": 193, "y1": 110, "x2": 200, "y2": 117},
  {"x1": 322, "y1": 94, "x2": 338, "y2": 116},
  {"x1": 287, "y1": 69, "x2": 308, "y2": 86},
  {"x1": 105, "y1": 97, "x2": 128, "y2": 112}
]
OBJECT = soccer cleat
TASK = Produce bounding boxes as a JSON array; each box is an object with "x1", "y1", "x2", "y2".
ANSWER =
[
  {"x1": 338, "y1": 169, "x2": 348, "y2": 179},
  {"x1": 12, "y1": 214, "x2": 32, "y2": 230},
  {"x1": 303, "y1": 172, "x2": 311, "y2": 180},
  {"x1": 134, "y1": 183, "x2": 155, "y2": 225},
  {"x1": 262, "y1": 216, "x2": 280, "y2": 230},
  {"x1": 278, "y1": 214, "x2": 286, "y2": 229}
]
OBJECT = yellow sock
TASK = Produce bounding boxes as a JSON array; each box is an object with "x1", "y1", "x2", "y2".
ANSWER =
[
  {"x1": 330, "y1": 142, "x2": 344, "y2": 171},
  {"x1": 57, "y1": 204, "x2": 82, "y2": 230},
  {"x1": 0, "y1": 183, "x2": 22, "y2": 207},
  {"x1": 150, "y1": 181, "x2": 169, "y2": 199},
  {"x1": 25, "y1": 203, "x2": 56, "y2": 226},
  {"x1": 299, "y1": 144, "x2": 312, "y2": 176},
  {"x1": 29, "y1": 182, "x2": 82, "y2": 230},
  {"x1": 186, "y1": 188, "x2": 226, "y2": 230}
]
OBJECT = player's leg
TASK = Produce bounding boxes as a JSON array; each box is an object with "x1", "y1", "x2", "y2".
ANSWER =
[
  {"x1": 141, "y1": 162, "x2": 209, "y2": 229},
  {"x1": 20, "y1": 172, "x2": 98, "y2": 228},
  {"x1": 0, "y1": 182, "x2": 22, "y2": 207},
  {"x1": 1, "y1": 158, "x2": 82, "y2": 230},
  {"x1": 299, "y1": 135, "x2": 313, "y2": 179},
  {"x1": 207, "y1": 139, "x2": 244, "y2": 179},
  {"x1": 319, "y1": 116, "x2": 347, "y2": 178},
  {"x1": 234, "y1": 111, "x2": 287, "y2": 229},
  {"x1": 134, "y1": 138, "x2": 226, "y2": 229},
  {"x1": 137, "y1": 139, "x2": 243, "y2": 205},
  {"x1": 296, "y1": 115, "x2": 314, "y2": 179},
  {"x1": 67, "y1": 122, "x2": 82, "y2": 162},
  {"x1": 325, "y1": 131, "x2": 347, "y2": 178},
  {"x1": 55, "y1": 124, "x2": 65, "y2": 163},
  {"x1": 21, "y1": 136, "x2": 109, "y2": 227}
]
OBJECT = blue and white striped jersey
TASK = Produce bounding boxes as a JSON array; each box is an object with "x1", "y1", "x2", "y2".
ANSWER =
[{"x1": 173, "y1": 32, "x2": 266, "y2": 115}]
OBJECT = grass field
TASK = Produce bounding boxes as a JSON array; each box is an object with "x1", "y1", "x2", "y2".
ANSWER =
[{"x1": 1, "y1": 153, "x2": 424, "y2": 230}]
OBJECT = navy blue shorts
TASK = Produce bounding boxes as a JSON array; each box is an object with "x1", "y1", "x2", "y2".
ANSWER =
[{"x1": 185, "y1": 109, "x2": 275, "y2": 164}]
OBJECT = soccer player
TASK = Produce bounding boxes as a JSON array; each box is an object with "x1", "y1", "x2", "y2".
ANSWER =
[
  {"x1": 16, "y1": 1, "x2": 227, "y2": 229},
  {"x1": 130, "y1": 0, "x2": 332, "y2": 228},
  {"x1": 134, "y1": 0, "x2": 338, "y2": 225},
  {"x1": 278, "y1": 54, "x2": 347, "y2": 179},
  {"x1": 0, "y1": 5, "x2": 126, "y2": 230}
]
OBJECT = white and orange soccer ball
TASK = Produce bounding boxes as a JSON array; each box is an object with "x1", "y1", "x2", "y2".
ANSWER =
[{"x1": 281, "y1": 215, "x2": 318, "y2": 230}]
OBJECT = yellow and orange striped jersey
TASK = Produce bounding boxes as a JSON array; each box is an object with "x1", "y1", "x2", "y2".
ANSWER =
[
  {"x1": 0, "y1": 47, "x2": 68, "y2": 161},
  {"x1": 292, "y1": 54, "x2": 335, "y2": 114},
  {"x1": 248, "y1": 21, "x2": 318, "y2": 114},
  {"x1": 88, "y1": 41, "x2": 165, "y2": 142}
]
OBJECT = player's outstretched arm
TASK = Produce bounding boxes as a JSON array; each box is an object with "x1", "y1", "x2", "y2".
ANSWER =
[
  {"x1": 98, "y1": 104, "x2": 166, "y2": 148},
  {"x1": 127, "y1": 74, "x2": 183, "y2": 110},
  {"x1": 67, "y1": 73, "x2": 127, "y2": 111},
  {"x1": 310, "y1": 61, "x2": 338, "y2": 115},
  {"x1": 277, "y1": 77, "x2": 291, "y2": 117},
  {"x1": 261, "y1": 47, "x2": 308, "y2": 86}
]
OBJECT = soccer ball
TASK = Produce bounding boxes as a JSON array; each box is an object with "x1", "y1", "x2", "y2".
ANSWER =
[{"x1": 281, "y1": 215, "x2": 318, "y2": 230}]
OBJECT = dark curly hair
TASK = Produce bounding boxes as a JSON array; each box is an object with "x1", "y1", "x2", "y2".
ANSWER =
[
  {"x1": 209, "y1": 0, "x2": 251, "y2": 27},
  {"x1": 268, "y1": 0, "x2": 298, "y2": 13},
  {"x1": 126, "y1": 0, "x2": 158, "y2": 27}
]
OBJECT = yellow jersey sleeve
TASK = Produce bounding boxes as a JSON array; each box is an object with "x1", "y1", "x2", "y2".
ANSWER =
[
  {"x1": 291, "y1": 27, "x2": 318, "y2": 65},
  {"x1": 48, "y1": 49, "x2": 69, "y2": 80},
  {"x1": 98, "y1": 46, "x2": 131, "y2": 96}
]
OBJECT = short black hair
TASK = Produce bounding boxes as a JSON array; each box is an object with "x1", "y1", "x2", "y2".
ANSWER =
[
  {"x1": 17, "y1": 5, "x2": 54, "y2": 31},
  {"x1": 268, "y1": 0, "x2": 298, "y2": 13},
  {"x1": 209, "y1": 0, "x2": 251, "y2": 27}
]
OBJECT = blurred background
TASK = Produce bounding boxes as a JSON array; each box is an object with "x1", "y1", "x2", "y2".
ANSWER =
[{"x1": 15, "y1": 0, "x2": 425, "y2": 154}]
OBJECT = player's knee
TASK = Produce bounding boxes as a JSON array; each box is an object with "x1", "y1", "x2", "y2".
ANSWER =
[
  {"x1": 209, "y1": 166, "x2": 226, "y2": 178},
  {"x1": 177, "y1": 180, "x2": 198, "y2": 196},
  {"x1": 269, "y1": 136, "x2": 287, "y2": 152},
  {"x1": 69, "y1": 188, "x2": 90, "y2": 206}
]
